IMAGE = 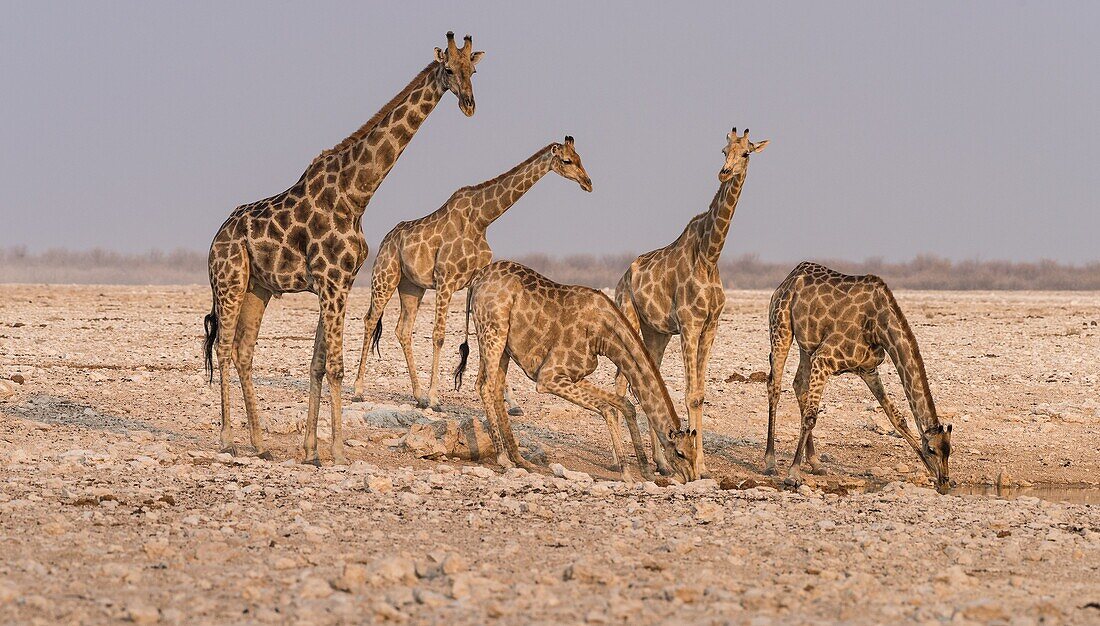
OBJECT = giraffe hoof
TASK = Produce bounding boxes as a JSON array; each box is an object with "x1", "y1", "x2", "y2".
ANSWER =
[
  {"x1": 810, "y1": 465, "x2": 828, "y2": 476},
  {"x1": 415, "y1": 397, "x2": 430, "y2": 410},
  {"x1": 656, "y1": 465, "x2": 673, "y2": 477},
  {"x1": 219, "y1": 445, "x2": 238, "y2": 456},
  {"x1": 257, "y1": 451, "x2": 275, "y2": 461},
  {"x1": 507, "y1": 406, "x2": 524, "y2": 417},
  {"x1": 783, "y1": 474, "x2": 804, "y2": 488},
  {"x1": 302, "y1": 457, "x2": 321, "y2": 467},
  {"x1": 763, "y1": 465, "x2": 778, "y2": 476}
]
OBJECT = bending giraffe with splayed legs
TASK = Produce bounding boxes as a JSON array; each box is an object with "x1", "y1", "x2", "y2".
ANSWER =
[
  {"x1": 453, "y1": 261, "x2": 699, "y2": 483},
  {"x1": 202, "y1": 33, "x2": 484, "y2": 465},
  {"x1": 765, "y1": 262, "x2": 953, "y2": 493},
  {"x1": 615, "y1": 127, "x2": 769, "y2": 478},
  {"x1": 352, "y1": 137, "x2": 593, "y2": 412}
]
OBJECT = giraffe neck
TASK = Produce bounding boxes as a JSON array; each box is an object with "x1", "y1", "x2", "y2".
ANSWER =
[
  {"x1": 698, "y1": 169, "x2": 747, "y2": 266},
  {"x1": 596, "y1": 300, "x2": 683, "y2": 441},
  {"x1": 879, "y1": 291, "x2": 940, "y2": 433},
  {"x1": 310, "y1": 62, "x2": 446, "y2": 214},
  {"x1": 468, "y1": 144, "x2": 556, "y2": 230}
]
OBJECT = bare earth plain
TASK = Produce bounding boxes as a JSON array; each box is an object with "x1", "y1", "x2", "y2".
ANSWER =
[{"x1": 1, "y1": 284, "x2": 1099, "y2": 625}]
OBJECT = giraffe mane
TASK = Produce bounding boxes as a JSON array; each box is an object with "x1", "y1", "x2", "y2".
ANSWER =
[
  {"x1": 461, "y1": 143, "x2": 556, "y2": 192},
  {"x1": 310, "y1": 61, "x2": 439, "y2": 165}
]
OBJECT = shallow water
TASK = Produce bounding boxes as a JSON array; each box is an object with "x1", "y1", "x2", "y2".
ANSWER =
[{"x1": 950, "y1": 483, "x2": 1100, "y2": 505}]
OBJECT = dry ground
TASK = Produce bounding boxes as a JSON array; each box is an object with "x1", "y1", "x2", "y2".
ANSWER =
[{"x1": 1, "y1": 284, "x2": 1098, "y2": 625}]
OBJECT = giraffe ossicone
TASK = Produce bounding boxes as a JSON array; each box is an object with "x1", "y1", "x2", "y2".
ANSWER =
[{"x1": 202, "y1": 32, "x2": 483, "y2": 465}]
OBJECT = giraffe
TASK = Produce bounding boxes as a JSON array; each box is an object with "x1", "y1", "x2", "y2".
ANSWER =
[
  {"x1": 352, "y1": 137, "x2": 593, "y2": 412},
  {"x1": 765, "y1": 262, "x2": 953, "y2": 494},
  {"x1": 614, "y1": 127, "x2": 769, "y2": 477},
  {"x1": 202, "y1": 32, "x2": 484, "y2": 465},
  {"x1": 453, "y1": 260, "x2": 699, "y2": 483}
]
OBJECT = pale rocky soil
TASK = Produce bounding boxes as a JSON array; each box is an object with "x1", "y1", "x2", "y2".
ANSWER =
[{"x1": 1, "y1": 284, "x2": 1099, "y2": 625}]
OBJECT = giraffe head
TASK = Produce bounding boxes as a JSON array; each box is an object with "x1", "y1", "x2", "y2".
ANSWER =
[
  {"x1": 434, "y1": 32, "x2": 484, "y2": 117},
  {"x1": 550, "y1": 136, "x2": 593, "y2": 192},
  {"x1": 719, "y1": 127, "x2": 769, "y2": 182},
  {"x1": 664, "y1": 428, "x2": 700, "y2": 483},
  {"x1": 921, "y1": 423, "x2": 952, "y2": 494}
]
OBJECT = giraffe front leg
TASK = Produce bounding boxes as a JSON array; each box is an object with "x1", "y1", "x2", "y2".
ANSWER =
[
  {"x1": 320, "y1": 287, "x2": 349, "y2": 465},
  {"x1": 680, "y1": 327, "x2": 708, "y2": 480},
  {"x1": 764, "y1": 317, "x2": 794, "y2": 476},
  {"x1": 425, "y1": 287, "x2": 454, "y2": 412},
  {"x1": 786, "y1": 356, "x2": 830, "y2": 487},
  {"x1": 302, "y1": 316, "x2": 325, "y2": 466},
  {"x1": 537, "y1": 374, "x2": 634, "y2": 481}
]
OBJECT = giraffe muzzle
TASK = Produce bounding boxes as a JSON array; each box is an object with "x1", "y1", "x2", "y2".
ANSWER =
[{"x1": 459, "y1": 96, "x2": 476, "y2": 117}]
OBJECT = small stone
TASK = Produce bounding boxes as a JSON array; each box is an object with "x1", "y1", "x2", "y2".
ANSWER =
[
  {"x1": 298, "y1": 576, "x2": 334, "y2": 599},
  {"x1": 334, "y1": 563, "x2": 369, "y2": 592},
  {"x1": 692, "y1": 501, "x2": 725, "y2": 525},
  {"x1": 550, "y1": 463, "x2": 593, "y2": 482},
  {"x1": 748, "y1": 371, "x2": 768, "y2": 383},
  {"x1": 365, "y1": 475, "x2": 393, "y2": 494},
  {"x1": 369, "y1": 556, "x2": 417, "y2": 585},
  {"x1": 273, "y1": 556, "x2": 297, "y2": 570},
  {"x1": 461, "y1": 465, "x2": 495, "y2": 479},
  {"x1": 894, "y1": 463, "x2": 910, "y2": 474},
  {"x1": 933, "y1": 565, "x2": 971, "y2": 587},
  {"x1": 126, "y1": 604, "x2": 160, "y2": 624},
  {"x1": 10, "y1": 374, "x2": 25, "y2": 385},
  {"x1": 449, "y1": 572, "x2": 500, "y2": 600},
  {"x1": 563, "y1": 560, "x2": 617, "y2": 585},
  {"x1": 345, "y1": 439, "x2": 366, "y2": 448}
]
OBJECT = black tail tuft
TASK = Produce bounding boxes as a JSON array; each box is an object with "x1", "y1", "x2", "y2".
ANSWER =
[
  {"x1": 453, "y1": 341, "x2": 470, "y2": 391},
  {"x1": 203, "y1": 305, "x2": 218, "y2": 385},
  {"x1": 370, "y1": 314, "x2": 384, "y2": 357}
]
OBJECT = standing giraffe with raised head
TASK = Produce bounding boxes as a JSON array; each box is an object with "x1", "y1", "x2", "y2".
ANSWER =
[
  {"x1": 614, "y1": 127, "x2": 769, "y2": 477},
  {"x1": 765, "y1": 262, "x2": 953, "y2": 493},
  {"x1": 453, "y1": 260, "x2": 699, "y2": 483},
  {"x1": 202, "y1": 33, "x2": 484, "y2": 465},
  {"x1": 352, "y1": 137, "x2": 593, "y2": 411}
]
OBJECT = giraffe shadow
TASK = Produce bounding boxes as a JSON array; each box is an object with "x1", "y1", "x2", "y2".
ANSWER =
[{"x1": 0, "y1": 393, "x2": 195, "y2": 441}]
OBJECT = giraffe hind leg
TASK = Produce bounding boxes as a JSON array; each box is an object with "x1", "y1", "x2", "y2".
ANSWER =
[
  {"x1": 234, "y1": 284, "x2": 273, "y2": 459},
  {"x1": 209, "y1": 258, "x2": 247, "y2": 456},
  {"x1": 765, "y1": 299, "x2": 794, "y2": 475}
]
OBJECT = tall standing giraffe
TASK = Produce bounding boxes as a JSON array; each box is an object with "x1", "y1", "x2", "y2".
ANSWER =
[
  {"x1": 352, "y1": 136, "x2": 593, "y2": 410},
  {"x1": 765, "y1": 262, "x2": 953, "y2": 493},
  {"x1": 202, "y1": 33, "x2": 484, "y2": 465},
  {"x1": 614, "y1": 128, "x2": 769, "y2": 477},
  {"x1": 453, "y1": 260, "x2": 699, "y2": 483}
]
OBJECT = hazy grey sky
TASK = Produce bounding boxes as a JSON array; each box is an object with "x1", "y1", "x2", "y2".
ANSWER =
[{"x1": 2, "y1": 2, "x2": 1098, "y2": 262}]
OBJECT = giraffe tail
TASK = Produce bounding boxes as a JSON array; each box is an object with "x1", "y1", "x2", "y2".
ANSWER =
[
  {"x1": 202, "y1": 299, "x2": 218, "y2": 385},
  {"x1": 453, "y1": 286, "x2": 474, "y2": 391},
  {"x1": 370, "y1": 314, "x2": 384, "y2": 358}
]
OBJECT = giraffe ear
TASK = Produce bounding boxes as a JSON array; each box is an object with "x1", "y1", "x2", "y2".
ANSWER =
[
  {"x1": 751, "y1": 139, "x2": 770, "y2": 153},
  {"x1": 435, "y1": 47, "x2": 446, "y2": 63},
  {"x1": 471, "y1": 50, "x2": 485, "y2": 65},
  {"x1": 667, "y1": 428, "x2": 676, "y2": 440},
  {"x1": 945, "y1": 424, "x2": 953, "y2": 434}
]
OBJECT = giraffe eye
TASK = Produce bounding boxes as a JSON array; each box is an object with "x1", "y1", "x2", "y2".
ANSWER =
[
  {"x1": 562, "y1": 159, "x2": 572, "y2": 165},
  {"x1": 445, "y1": 67, "x2": 454, "y2": 75},
  {"x1": 742, "y1": 151, "x2": 750, "y2": 158}
]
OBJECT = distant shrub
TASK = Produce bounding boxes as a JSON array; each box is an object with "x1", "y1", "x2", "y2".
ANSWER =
[{"x1": 2, "y1": 247, "x2": 1098, "y2": 290}]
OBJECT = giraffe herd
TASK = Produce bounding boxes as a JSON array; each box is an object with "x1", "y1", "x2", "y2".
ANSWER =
[{"x1": 203, "y1": 32, "x2": 953, "y2": 494}]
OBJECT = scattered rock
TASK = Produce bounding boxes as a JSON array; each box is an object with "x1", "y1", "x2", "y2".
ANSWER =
[
  {"x1": 10, "y1": 374, "x2": 25, "y2": 385},
  {"x1": 563, "y1": 560, "x2": 617, "y2": 585},
  {"x1": 748, "y1": 371, "x2": 768, "y2": 383},
  {"x1": 550, "y1": 463, "x2": 593, "y2": 483},
  {"x1": 724, "y1": 372, "x2": 748, "y2": 383},
  {"x1": 298, "y1": 576, "x2": 334, "y2": 599},
  {"x1": 126, "y1": 604, "x2": 160, "y2": 624},
  {"x1": 692, "y1": 501, "x2": 725, "y2": 524}
]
